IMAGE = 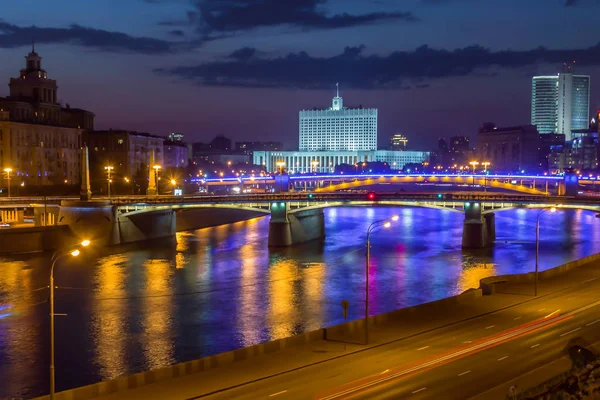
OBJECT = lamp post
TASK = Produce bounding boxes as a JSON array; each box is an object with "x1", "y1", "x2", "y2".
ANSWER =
[
  {"x1": 4, "y1": 167, "x2": 12, "y2": 198},
  {"x1": 50, "y1": 239, "x2": 90, "y2": 400},
  {"x1": 276, "y1": 161, "x2": 285, "y2": 192},
  {"x1": 365, "y1": 215, "x2": 399, "y2": 345},
  {"x1": 535, "y1": 207, "x2": 556, "y2": 296},
  {"x1": 104, "y1": 166, "x2": 113, "y2": 198},
  {"x1": 311, "y1": 160, "x2": 319, "y2": 173},
  {"x1": 481, "y1": 162, "x2": 490, "y2": 192},
  {"x1": 469, "y1": 161, "x2": 479, "y2": 187}
]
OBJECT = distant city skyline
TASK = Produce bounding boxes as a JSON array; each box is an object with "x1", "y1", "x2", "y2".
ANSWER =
[{"x1": 2, "y1": 1, "x2": 600, "y2": 149}]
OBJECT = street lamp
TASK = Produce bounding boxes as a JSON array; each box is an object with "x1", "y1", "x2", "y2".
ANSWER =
[
  {"x1": 50, "y1": 239, "x2": 90, "y2": 400},
  {"x1": 365, "y1": 215, "x2": 399, "y2": 344},
  {"x1": 311, "y1": 160, "x2": 319, "y2": 173},
  {"x1": 276, "y1": 161, "x2": 285, "y2": 174},
  {"x1": 535, "y1": 207, "x2": 556, "y2": 296},
  {"x1": 469, "y1": 161, "x2": 479, "y2": 187},
  {"x1": 104, "y1": 166, "x2": 113, "y2": 198},
  {"x1": 3, "y1": 167, "x2": 12, "y2": 198}
]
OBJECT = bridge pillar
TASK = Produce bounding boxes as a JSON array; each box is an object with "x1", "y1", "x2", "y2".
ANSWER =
[
  {"x1": 562, "y1": 173, "x2": 579, "y2": 196},
  {"x1": 268, "y1": 202, "x2": 325, "y2": 247},
  {"x1": 268, "y1": 201, "x2": 292, "y2": 246},
  {"x1": 273, "y1": 175, "x2": 290, "y2": 193},
  {"x1": 484, "y1": 212, "x2": 495, "y2": 242},
  {"x1": 462, "y1": 202, "x2": 490, "y2": 249}
]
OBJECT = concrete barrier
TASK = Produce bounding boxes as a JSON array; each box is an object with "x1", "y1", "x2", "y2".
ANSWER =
[{"x1": 479, "y1": 252, "x2": 600, "y2": 295}]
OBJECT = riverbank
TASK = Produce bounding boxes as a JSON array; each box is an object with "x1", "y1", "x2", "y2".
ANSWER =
[{"x1": 33, "y1": 252, "x2": 600, "y2": 400}]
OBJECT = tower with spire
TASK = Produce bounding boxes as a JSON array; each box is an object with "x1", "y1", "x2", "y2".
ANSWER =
[{"x1": 331, "y1": 82, "x2": 343, "y2": 111}]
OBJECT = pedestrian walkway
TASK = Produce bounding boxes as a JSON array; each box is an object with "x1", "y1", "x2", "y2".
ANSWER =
[{"x1": 39, "y1": 259, "x2": 600, "y2": 400}]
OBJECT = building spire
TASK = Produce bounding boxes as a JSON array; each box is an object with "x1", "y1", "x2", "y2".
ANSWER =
[
  {"x1": 32, "y1": 39, "x2": 35, "y2": 54},
  {"x1": 336, "y1": 82, "x2": 339, "y2": 98}
]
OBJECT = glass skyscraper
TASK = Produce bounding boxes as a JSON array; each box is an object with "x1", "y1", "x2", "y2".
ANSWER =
[
  {"x1": 531, "y1": 72, "x2": 590, "y2": 140},
  {"x1": 531, "y1": 76, "x2": 558, "y2": 134}
]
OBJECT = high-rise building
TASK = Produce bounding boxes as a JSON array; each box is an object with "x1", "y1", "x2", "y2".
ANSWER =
[
  {"x1": 531, "y1": 76, "x2": 558, "y2": 134},
  {"x1": 557, "y1": 72, "x2": 590, "y2": 138},
  {"x1": 390, "y1": 134, "x2": 408, "y2": 151},
  {"x1": 0, "y1": 46, "x2": 94, "y2": 186},
  {"x1": 299, "y1": 88, "x2": 377, "y2": 151},
  {"x1": 531, "y1": 67, "x2": 590, "y2": 140}
]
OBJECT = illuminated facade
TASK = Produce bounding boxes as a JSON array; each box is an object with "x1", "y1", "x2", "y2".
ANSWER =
[
  {"x1": 531, "y1": 76, "x2": 558, "y2": 134},
  {"x1": 299, "y1": 91, "x2": 377, "y2": 151},
  {"x1": 253, "y1": 150, "x2": 429, "y2": 173},
  {"x1": 0, "y1": 47, "x2": 94, "y2": 186},
  {"x1": 531, "y1": 71, "x2": 590, "y2": 139},
  {"x1": 557, "y1": 73, "x2": 590, "y2": 139}
]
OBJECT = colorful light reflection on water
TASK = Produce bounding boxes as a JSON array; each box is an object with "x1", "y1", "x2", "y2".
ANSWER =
[{"x1": 1, "y1": 206, "x2": 599, "y2": 398}]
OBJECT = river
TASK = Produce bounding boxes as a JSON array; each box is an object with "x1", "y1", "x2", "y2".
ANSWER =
[{"x1": 1, "y1": 206, "x2": 599, "y2": 399}]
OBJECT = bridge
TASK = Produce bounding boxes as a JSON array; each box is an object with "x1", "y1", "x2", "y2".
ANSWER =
[
  {"x1": 42, "y1": 192, "x2": 599, "y2": 250},
  {"x1": 196, "y1": 173, "x2": 583, "y2": 196},
  {"x1": 0, "y1": 146, "x2": 590, "y2": 252}
]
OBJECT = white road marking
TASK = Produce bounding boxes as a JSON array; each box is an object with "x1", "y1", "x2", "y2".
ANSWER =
[
  {"x1": 380, "y1": 369, "x2": 390, "y2": 375},
  {"x1": 513, "y1": 316, "x2": 522, "y2": 320},
  {"x1": 582, "y1": 278, "x2": 598, "y2": 284},
  {"x1": 544, "y1": 309, "x2": 560, "y2": 318},
  {"x1": 412, "y1": 387, "x2": 427, "y2": 394},
  {"x1": 269, "y1": 390, "x2": 288, "y2": 397},
  {"x1": 538, "y1": 308, "x2": 546, "y2": 312},
  {"x1": 559, "y1": 327, "x2": 582, "y2": 337},
  {"x1": 463, "y1": 340, "x2": 472, "y2": 344},
  {"x1": 497, "y1": 356, "x2": 509, "y2": 361},
  {"x1": 458, "y1": 370, "x2": 471, "y2": 376},
  {"x1": 531, "y1": 344, "x2": 540, "y2": 348},
  {"x1": 586, "y1": 319, "x2": 600, "y2": 327},
  {"x1": 486, "y1": 325, "x2": 495, "y2": 329},
  {"x1": 417, "y1": 346, "x2": 429, "y2": 351}
]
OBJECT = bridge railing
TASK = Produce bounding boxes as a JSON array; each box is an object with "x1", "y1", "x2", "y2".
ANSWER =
[{"x1": 107, "y1": 192, "x2": 586, "y2": 206}]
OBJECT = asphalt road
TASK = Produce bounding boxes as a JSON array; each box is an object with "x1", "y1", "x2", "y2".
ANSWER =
[{"x1": 194, "y1": 276, "x2": 600, "y2": 400}]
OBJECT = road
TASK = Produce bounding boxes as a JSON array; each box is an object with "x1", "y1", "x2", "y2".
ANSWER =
[{"x1": 192, "y1": 276, "x2": 600, "y2": 400}]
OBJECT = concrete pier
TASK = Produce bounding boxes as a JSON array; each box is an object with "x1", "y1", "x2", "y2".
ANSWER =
[
  {"x1": 268, "y1": 202, "x2": 325, "y2": 247},
  {"x1": 462, "y1": 202, "x2": 494, "y2": 248}
]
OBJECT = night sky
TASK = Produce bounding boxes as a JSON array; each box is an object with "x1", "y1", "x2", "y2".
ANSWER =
[{"x1": 2, "y1": 0, "x2": 600, "y2": 150}]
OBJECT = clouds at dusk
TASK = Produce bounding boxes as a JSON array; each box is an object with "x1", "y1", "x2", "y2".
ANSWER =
[
  {"x1": 2, "y1": 0, "x2": 600, "y2": 147},
  {"x1": 0, "y1": 21, "x2": 180, "y2": 54},
  {"x1": 155, "y1": 43, "x2": 600, "y2": 89},
  {"x1": 193, "y1": 0, "x2": 417, "y2": 34}
]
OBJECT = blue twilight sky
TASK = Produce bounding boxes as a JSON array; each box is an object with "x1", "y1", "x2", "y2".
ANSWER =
[{"x1": 1, "y1": 0, "x2": 600, "y2": 149}]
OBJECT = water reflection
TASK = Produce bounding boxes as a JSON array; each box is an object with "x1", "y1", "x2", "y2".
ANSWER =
[
  {"x1": 92, "y1": 254, "x2": 128, "y2": 380},
  {"x1": 1, "y1": 207, "x2": 600, "y2": 399}
]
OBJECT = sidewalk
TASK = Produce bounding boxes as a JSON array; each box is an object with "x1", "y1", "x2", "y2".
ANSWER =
[{"x1": 41, "y1": 259, "x2": 600, "y2": 400}]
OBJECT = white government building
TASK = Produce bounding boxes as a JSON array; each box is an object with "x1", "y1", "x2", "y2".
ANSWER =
[{"x1": 254, "y1": 90, "x2": 429, "y2": 173}]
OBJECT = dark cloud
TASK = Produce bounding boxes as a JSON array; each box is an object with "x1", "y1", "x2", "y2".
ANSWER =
[
  {"x1": 0, "y1": 21, "x2": 179, "y2": 54},
  {"x1": 155, "y1": 43, "x2": 600, "y2": 89},
  {"x1": 169, "y1": 29, "x2": 185, "y2": 37},
  {"x1": 159, "y1": 11, "x2": 198, "y2": 27},
  {"x1": 565, "y1": 0, "x2": 578, "y2": 6},
  {"x1": 192, "y1": 0, "x2": 417, "y2": 34},
  {"x1": 228, "y1": 47, "x2": 258, "y2": 61}
]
